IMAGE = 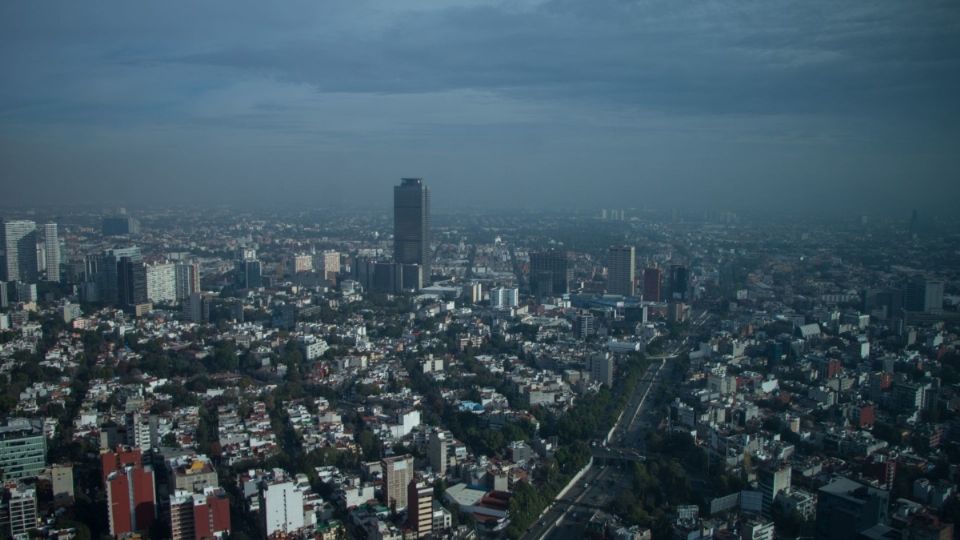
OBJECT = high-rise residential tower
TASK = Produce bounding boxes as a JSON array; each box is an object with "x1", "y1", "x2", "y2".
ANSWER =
[
  {"x1": 382, "y1": 454, "x2": 414, "y2": 512},
  {"x1": 1, "y1": 219, "x2": 38, "y2": 283},
  {"x1": 393, "y1": 178, "x2": 431, "y2": 284},
  {"x1": 43, "y1": 223, "x2": 60, "y2": 282},
  {"x1": 607, "y1": 245, "x2": 636, "y2": 296}
]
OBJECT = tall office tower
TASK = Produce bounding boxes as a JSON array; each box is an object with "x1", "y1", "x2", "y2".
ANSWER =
[
  {"x1": 102, "y1": 447, "x2": 156, "y2": 537},
  {"x1": 42, "y1": 223, "x2": 60, "y2": 282},
  {"x1": 589, "y1": 353, "x2": 614, "y2": 387},
  {"x1": 318, "y1": 250, "x2": 340, "y2": 281},
  {"x1": 607, "y1": 245, "x2": 636, "y2": 296},
  {"x1": 429, "y1": 430, "x2": 450, "y2": 475},
  {"x1": 99, "y1": 247, "x2": 142, "y2": 305},
  {"x1": 758, "y1": 464, "x2": 791, "y2": 518},
  {"x1": 529, "y1": 250, "x2": 571, "y2": 297},
  {"x1": 169, "y1": 487, "x2": 231, "y2": 540},
  {"x1": 145, "y1": 262, "x2": 177, "y2": 304},
  {"x1": 184, "y1": 292, "x2": 214, "y2": 323},
  {"x1": 0, "y1": 419, "x2": 46, "y2": 480},
  {"x1": 905, "y1": 275, "x2": 944, "y2": 313},
  {"x1": 669, "y1": 264, "x2": 689, "y2": 301},
  {"x1": 382, "y1": 455, "x2": 414, "y2": 512},
  {"x1": 394, "y1": 178, "x2": 431, "y2": 283},
  {"x1": 0, "y1": 220, "x2": 38, "y2": 283},
  {"x1": 643, "y1": 267, "x2": 662, "y2": 302},
  {"x1": 1, "y1": 485, "x2": 38, "y2": 539},
  {"x1": 406, "y1": 481, "x2": 434, "y2": 538},
  {"x1": 235, "y1": 259, "x2": 262, "y2": 289},
  {"x1": 175, "y1": 262, "x2": 200, "y2": 301},
  {"x1": 118, "y1": 256, "x2": 148, "y2": 310},
  {"x1": 260, "y1": 481, "x2": 304, "y2": 536},
  {"x1": 815, "y1": 477, "x2": 889, "y2": 540}
]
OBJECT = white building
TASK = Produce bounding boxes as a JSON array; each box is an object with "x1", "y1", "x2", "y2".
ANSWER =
[
  {"x1": 146, "y1": 263, "x2": 177, "y2": 304},
  {"x1": 261, "y1": 481, "x2": 305, "y2": 536},
  {"x1": 42, "y1": 223, "x2": 60, "y2": 282},
  {"x1": 490, "y1": 287, "x2": 519, "y2": 308}
]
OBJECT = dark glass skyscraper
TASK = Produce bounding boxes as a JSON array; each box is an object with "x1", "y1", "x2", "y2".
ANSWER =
[
  {"x1": 393, "y1": 178, "x2": 431, "y2": 283},
  {"x1": 529, "y1": 250, "x2": 571, "y2": 297}
]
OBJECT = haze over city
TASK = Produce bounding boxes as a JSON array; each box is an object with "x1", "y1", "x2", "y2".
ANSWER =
[{"x1": 2, "y1": 0, "x2": 959, "y2": 212}]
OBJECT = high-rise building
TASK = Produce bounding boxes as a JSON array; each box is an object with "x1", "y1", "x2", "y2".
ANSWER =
[
  {"x1": 317, "y1": 250, "x2": 340, "y2": 281},
  {"x1": 815, "y1": 477, "x2": 889, "y2": 540},
  {"x1": 42, "y1": 223, "x2": 60, "y2": 282},
  {"x1": 51, "y1": 464, "x2": 75, "y2": 506},
  {"x1": 905, "y1": 276, "x2": 944, "y2": 313},
  {"x1": 589, "y1": 353, "x2": 614, "y2": 387},
  {"x1": 394, "y1": 178, "x2": 431, "y2": 283},
  {"x1": 529, "y1": 250, "x2": 571, "y2": 297},
  {"x1": 170, "y1": 487, "x2": 231, "y2": 540},
  {"x1": 102, "y1": 215, "x2": 140, "y2": 236},
  {"x1": 146, "y1": 262, "x2": 177, "y2": 304},
  {"x1": 429, "y1": 430, "x2": 450, "y2": 475},
  {"x1": 758, "y1": 464, "x2": 791, "y2": 518},
  {"x1": 1, "y1": 220, "x2": 38, "y2": 283},
  {"x1": 235, "y1": 259, "x2": 262, "y2": 289},
  {"x1": 607, "y1": 245, "x2": 636, "y2": 296},
  {"x1": 643, "y1": 267, "x2": 662, "y2": 302},
  {"x1": 0, "y1": 484, "x2": 38, "y2": 539},
  {"x1": 382, "y1": 455, "x2": 414, "y2": 512},
  {"x1": 490, "y1": 287, "x2": 519, "y2": 308},
  {"x1": 0, "y1": 418, "x2": 46, "y2": 480},
  {"x1": 102, "y1": 448, "x2": 156, "y2": 537},
  {"x1": 99, "y1": 247, "x2": 142, "y2": 306},
  {"x1": 292, "y1": 254, "x2": 313, "y2": 274},
  {"x1": 670, "y1": 264, "x2": 689, "y2": 301},
  {"x1": 260, "y1": 480, "x2": 304, "y2": 536},
  {"x1": 175, "y1": 262, "x2": 201, "y2": 301},
  {"x1": 184, "y1": 292, "x2": 214, "y2": 323},
  {"x1": 118, "y1": 256, "x2": 148, "y2": 311},
  {"x1": 406, "y1": 481, "x2": 434, "y2": 538}
]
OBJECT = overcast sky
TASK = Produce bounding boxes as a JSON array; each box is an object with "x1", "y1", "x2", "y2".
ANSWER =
[{"x1": 1, "y1": 0, "x2": 958, "y2": 213}]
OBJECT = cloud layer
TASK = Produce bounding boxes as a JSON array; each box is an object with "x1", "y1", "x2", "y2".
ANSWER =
[{"x1": 1, "y1": 0, "x2": 958, "y2": 213}]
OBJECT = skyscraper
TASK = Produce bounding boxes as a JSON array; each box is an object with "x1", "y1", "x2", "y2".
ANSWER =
[
  {"x1": 394, "y1": 178, "x2": 431, "y2": 283},
  {"x1": 529, "y1": 250, "x2": 571, "y2": 297},
  {"x1": 42, "y1": 223, "x2": 60, "y2": 282},
  {"x1": 643, "y1": 267, "x2": 662, "y2": 302},
  {"x1": 0, "y1": 219, "x2": 38, "y2": 283},
  {"x1": 670, "y1": 264, "x2": 689, "y2": 301},
  {"x1": 175, "y1": 262, "x2": 200, "y2": 301},
  {"x1": 607, "y1": 245, "x2": 636, "y2": 296},
  {"x1": 118, "y1": 256, "x2": 148, "y2": 311}
]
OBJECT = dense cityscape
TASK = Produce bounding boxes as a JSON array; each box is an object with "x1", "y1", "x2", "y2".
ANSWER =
[{"x1": 0, "y1": 178, "x2": 958, "y2": 540}]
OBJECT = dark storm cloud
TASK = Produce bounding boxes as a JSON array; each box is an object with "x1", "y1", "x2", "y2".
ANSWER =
[{"x1": 1, "y1": 0, "x2": 958, "y2": 212}]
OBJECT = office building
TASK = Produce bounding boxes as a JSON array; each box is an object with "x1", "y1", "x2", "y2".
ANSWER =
[
  {"x1": 51, "y1": 464, "x2": 75, "y2": 506},
  {"x1": 643, "y1": 267, "x2": 662, "y2": 302},
  {"x1": 260, "y1": 481, "x2": 304, "y2": 536},
  {"x1": 292, "y1": 254, "x2": 313, "y2": 274},
  {"x1": 146, "y1": 262, "x2": 177, "y2": 304},
  {"x1": 314, "y1": 250, "x2": 340, "y2": 281},
  {"x1": 99, "y1": 247, "x2": 142, "y2": 306},
  {"x1": 429, "y1": 430, "x2": 450, "y2": 475},
  {"x1": 394, "y1": 178, "x2": 431, "y2": 283},
  {"x1": 529, "y1": 250, "x2": 571, "y2": 297},
  {"x1": 1, "y1": 220, "x2": 38, "y2": 283},
  {"x1": 42, "y1": 223, "x2": 60, "y2": 282},
  {"x1": 815, "y1": 477, "x2": 889, "y2": 540},
  {"x1": 758, "y1": 464, "x2": 791, "y2": 518},
  {"x1": 670, "y1": 264, "x2": 689, "y2": 301},
  {"x1": 235, "y1": 259, "x2": 262, "y2": 289},
  {"x1": 589, "y1": 353, "x2": 614, "y2": 387},
  {"x1": 382, "y1": 455, "x2": 414, "y2": 512},
  {"x1": 184, "y1": 292, "x2": 214, "y2": 323},
  {"x1": 102, "y1": 215, "x2": 140, "y2": 236},
  {"x1": 118, "y1": 256, "x2": 148, "y2": 311},
  {"x1": 175, "y1": 262, "x2": 201, "y2": 301},
  {"x1": 0, "y1": 418, "x2": 46, "y2": 480},
  {"x1": 575, "y1": 312, "x2": 595, "y2": 339},
  {"x1": 170, "y1": 487, "x2": 231, "y2": 540},
  {"x1": 0, "y1": 484, "x2": 38, "y2": 539},
  {"x1": 905, "y1": 276, "x2": 944, "y2": 313},
  {"x1": 490, "y1": 287, "x2": 519, "y2": 308},
  {"x1": 168, "y1": 455, "x2": 219, "y2": 493},
  {"x1": 607, "y1": 245, "x2": 636, "y2": 296},
  {"x1": 407, "y1": 481, "x2": 434, "y2": 538}
]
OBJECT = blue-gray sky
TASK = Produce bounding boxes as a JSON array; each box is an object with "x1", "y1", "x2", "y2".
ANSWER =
[{"x1": 1, "y1": 0, "x2": 958, "y2": 213}]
